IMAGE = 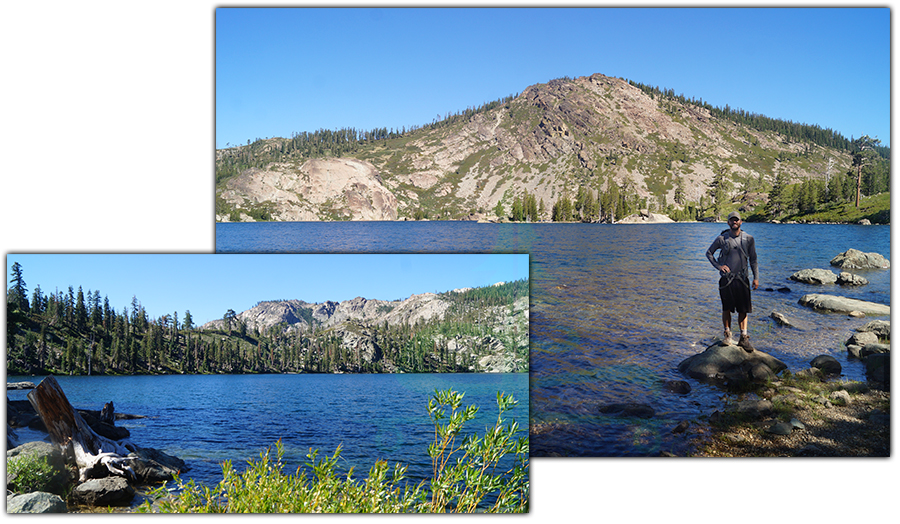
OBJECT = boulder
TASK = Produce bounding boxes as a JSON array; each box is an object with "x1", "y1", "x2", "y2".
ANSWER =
[
  {"x1": 847, "y1": 331, "x2": 880, "y2": 347},
  {"x1": 860, "y1": 343, "x2": 890, "y2": 358},
  {"x1": 730, "y1": 399, "x2": 774, "y2": 418},
  {"x1": 837, "y1": 272, "x2": 868, "y2": 286},
  {"x1": 789, "y1": 268, "x2": 837, "y2": 285},
  {"x1": 7, "y1": 381, "x2": 36, "y2": 390},
  {"x1": 6, "y1": 492, "x2": 67, "y2": 513},
  {"x1": 70, "y1": 476, "x2": 135, "y2": 507},
  {"x1": 128, "y1": 446, "x2": 188, "y2": 483},
  {"x1": 829, "y1": 390, "x2": 852, "y2": 405},
  {"x1": 865, "y1": 353, "x2": 890, "y2": 388},
  {"x1": 677, "y1": 343, "x2": 787, "y2": 387},
  {"x1": 770, "y1": 311, "x2": 794, "y2": 327},
  {"x1": 809, "y1": 355, "x2": 841, "y2": 375},
  {"x1": 830, "y1": 249, "x2": 890, "y2": 269},
  {"x1": 858, "y1": 320, "x2": 890, "y2": 339},
  {"x1": 798, "y1": 294, "x2": 890, "y2": 316},
  {"x1": 6, "y1": 441, "x2": 70, "y2": 496},
  {"x1": 663, "y1": 380, "x2": 691, "y2": 394}
]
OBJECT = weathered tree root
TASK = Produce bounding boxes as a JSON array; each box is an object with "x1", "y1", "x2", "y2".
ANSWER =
[{"x1": 27, "y1": 376, "x2": 137, "y2": 482}]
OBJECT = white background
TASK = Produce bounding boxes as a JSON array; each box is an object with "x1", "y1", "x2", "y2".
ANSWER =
[{"x1": 2, "y1": 1, "x2": 894, "y2": 522}]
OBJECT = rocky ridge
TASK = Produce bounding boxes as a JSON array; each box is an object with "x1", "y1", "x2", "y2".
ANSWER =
[
  {"x1": 217, "y1": 73, "x2": 853, "y2": 222},
  {"x1": 199, "y1": 284, "x2": 529, "y2": 373}
]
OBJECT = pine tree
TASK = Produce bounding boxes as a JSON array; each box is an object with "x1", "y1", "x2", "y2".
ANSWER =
[{"x1": 8, "y1": 262, "x2": 28, "y2": 312}]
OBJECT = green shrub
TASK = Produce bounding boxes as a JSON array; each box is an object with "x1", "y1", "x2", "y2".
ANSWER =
[
  {"x1": 140, "y1": 389, "x2": 528, "y2": 513},
  {"x1": 7, "y1": 454, "x2": 58, "y2": 494}
]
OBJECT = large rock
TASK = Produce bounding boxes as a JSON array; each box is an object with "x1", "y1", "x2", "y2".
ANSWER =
[
  {"x1": 830, "y1": 249, "x2": 890, "y2": 269},
  {"x1": 865, "y1": 353, "x2": 890, "y2": 388},
  {"x1": 128, "y1": 446, "x2": 188, "y2": 483},
  {"x1": 790, "y1": 268, "x2": 837, "y2": 285},
  {"x1": 858, "y1": 320, "x2": 890, "y2": 339},
  {"x1": 837, "y1": 272, "x2": 868, "y2": 286},
  {"x1": 70, "y1": 476, "x2": 135, "y2": 507},
  {"x1": 798, "y1": 294, "x2": 890, "y2": 316},
  {"x1": 810, "y1": 355, "x2": 842, "y2": 375},
  {"x1": 678, "y1": 343, "x2": 788, "y2": 387},
  {"x1": 6, "y1": 492, "x2": 67, "y2": 513},
  {"x1": 6, "y1": 441, "x2": 70, "y2": 496}
]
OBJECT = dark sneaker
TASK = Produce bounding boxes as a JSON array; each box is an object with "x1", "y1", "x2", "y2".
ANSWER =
[{"x1": 738, "y1": 334, "x2": 755, "y2": 352}]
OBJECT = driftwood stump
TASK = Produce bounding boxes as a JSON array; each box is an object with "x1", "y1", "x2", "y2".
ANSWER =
[
  {"x1": 27, "y1": 376, "x2": 136, "y2": 481},
  {"x1": 100, "y1": 401, "x2": 115, "y2": 425}
]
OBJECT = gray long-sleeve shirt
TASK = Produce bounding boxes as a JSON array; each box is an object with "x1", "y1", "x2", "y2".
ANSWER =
[{"x1": 706, "y1": 230, "x2": 758, "y2": 281}]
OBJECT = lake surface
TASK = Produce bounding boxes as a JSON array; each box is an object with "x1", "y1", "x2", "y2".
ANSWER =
[
  {"x1": 7, "y1": 373, "x2": 528, "y2": 487},
  {"x1": 216, "y1": 221, "x2": 890, "y2": 456}
]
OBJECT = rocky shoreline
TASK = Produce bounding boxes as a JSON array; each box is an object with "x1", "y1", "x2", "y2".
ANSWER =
[
  {"x1": 676, "y1": 248, "x2": 891, "y2": 457},
  {"x1": 7, "y1": 381, "x2": 186, "y2": 513}
]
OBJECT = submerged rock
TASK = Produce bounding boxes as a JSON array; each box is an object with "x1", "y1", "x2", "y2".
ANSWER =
[{"x1": 598, "y1": 402, "x2": 655, "y2": 418}]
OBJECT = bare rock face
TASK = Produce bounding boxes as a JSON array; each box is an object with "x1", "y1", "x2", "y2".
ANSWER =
[{"x1": 220, "y1": 158, "x2": 398, "y2": 221}]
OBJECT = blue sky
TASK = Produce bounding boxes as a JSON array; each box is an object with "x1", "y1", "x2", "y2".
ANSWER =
[
  {"x1": 216, "y1": 7, "x2": 890, "y2": 150},
  {"x1": 6, "y1": 254, "x2": 528, "y2": 325}
]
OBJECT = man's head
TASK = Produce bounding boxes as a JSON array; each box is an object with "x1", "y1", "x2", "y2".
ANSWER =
[{"x1": 727, "y1": 211, "x2": 742, "y2": 232}]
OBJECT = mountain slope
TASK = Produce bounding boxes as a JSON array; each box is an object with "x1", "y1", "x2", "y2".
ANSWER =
[
  {"x1": 198, "y1": 281, "x2": 529, "y2": 373},
  {"x1": 216, "y1": 73, "x2": 858, "y2": 222}
]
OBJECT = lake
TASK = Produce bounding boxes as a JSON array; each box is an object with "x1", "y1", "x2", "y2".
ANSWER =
[
  {"x1": 7, "y1": 373, "x2": 528, "y2": 488},
  {"x1": 216, "y1": 221, "x2": 890, "y2": 456}
]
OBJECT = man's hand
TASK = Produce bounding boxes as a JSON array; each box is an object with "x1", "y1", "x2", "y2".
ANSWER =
[
  {"x1": 720, "y1": 265, "x2": 731, "y2": 274},
  {"x1": 752, "y1": 279, "x2": 759, "y2": 290}
]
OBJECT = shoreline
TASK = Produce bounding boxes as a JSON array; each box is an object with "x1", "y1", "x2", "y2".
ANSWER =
[{"x1": 688, "y1": 376, "x2": 889, "y2": 457}]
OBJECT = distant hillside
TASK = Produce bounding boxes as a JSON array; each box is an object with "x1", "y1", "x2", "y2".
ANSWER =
[
  {"x1": 215, "y1": 72, "x2": 888, "y2": 223},
  {"x1": 6, "y1": 279, "x2": 529, "y2": 376}
]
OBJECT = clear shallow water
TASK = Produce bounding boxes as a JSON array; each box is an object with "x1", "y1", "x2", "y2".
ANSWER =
[
  {"x1": 7, "y1": 373, "x2": 528, "y2": 487},
  {"x1": 217, "y1": 221, "x2": 890, "y2": 456}
]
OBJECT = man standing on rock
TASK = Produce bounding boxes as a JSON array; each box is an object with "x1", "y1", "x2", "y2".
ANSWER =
[{"x1": 706, "y1": 211, "x2": 759, "y2": 352}]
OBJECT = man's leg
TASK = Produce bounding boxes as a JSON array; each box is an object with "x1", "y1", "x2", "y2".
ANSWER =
[
  {"x1": 737, "y1": 311, "x2": 754, "y2": 352},
  {"x1": 721, "y1": 310, "x2": 733, "y2": 345}
]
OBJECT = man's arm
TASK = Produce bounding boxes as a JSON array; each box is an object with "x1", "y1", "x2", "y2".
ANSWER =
[
  {"x1": 706, "y1": 236, "x2": 725, "y2": 272},
  {"x1": 748, "y1": 236, "x2": 759, "y2": 289}
]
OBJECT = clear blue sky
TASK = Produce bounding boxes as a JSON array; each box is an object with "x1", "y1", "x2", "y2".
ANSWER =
[
  {"x1": 216, "y1": 7, "x2": 890, "y2": 149},
  {"x1": 6, "y1": 254, "x2": 528, "y2": 326}
]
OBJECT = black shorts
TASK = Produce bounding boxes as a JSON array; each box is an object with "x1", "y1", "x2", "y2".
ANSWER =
[{"x1": 719, "y1": 274, "x2": 752, "y2": 314}]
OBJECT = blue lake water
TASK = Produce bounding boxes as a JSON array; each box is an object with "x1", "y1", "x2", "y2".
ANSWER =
[
  {"x1": 7, "y1": 373, "x2": 528, "y2": 487},
  {"x1": 216, "y1": 221, "x2": 890, "y2": 456}
]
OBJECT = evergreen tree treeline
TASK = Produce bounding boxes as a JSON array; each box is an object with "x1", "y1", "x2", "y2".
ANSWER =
[{"x1": 6, "y1": 265, "x2": 528, "y2": 376}]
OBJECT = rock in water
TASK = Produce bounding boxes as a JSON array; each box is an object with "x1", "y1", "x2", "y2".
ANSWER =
[
  {"x1": 790, "y1": 268, "x2": 837, "y2": 285},
  {"x1": 677, "y1": 343, "x2": 787, "y2": 387},
  {"x1": 798, "y1": 294, "x2": 890, "y2": 316},
  {"x1": 830, "y1": 249, "x2": 890, "y2": 269},
  {"x1": 837, "y1": 272, "x2": 868, "y2": 286},
  {"x1": 598, "y1": 402, "x2": 655, "y2": 418},
  {"x1": 810, "y1": 355, "x2": 842, "y2": 375}
]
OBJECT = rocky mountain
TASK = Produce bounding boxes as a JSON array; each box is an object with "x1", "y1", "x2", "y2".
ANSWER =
[
  {"x1": 198, "y1": 282, "x2": 529, "y2": 373},
  {"x1": 216, "y1": 72, "x2": 857, "y2": 222}
]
